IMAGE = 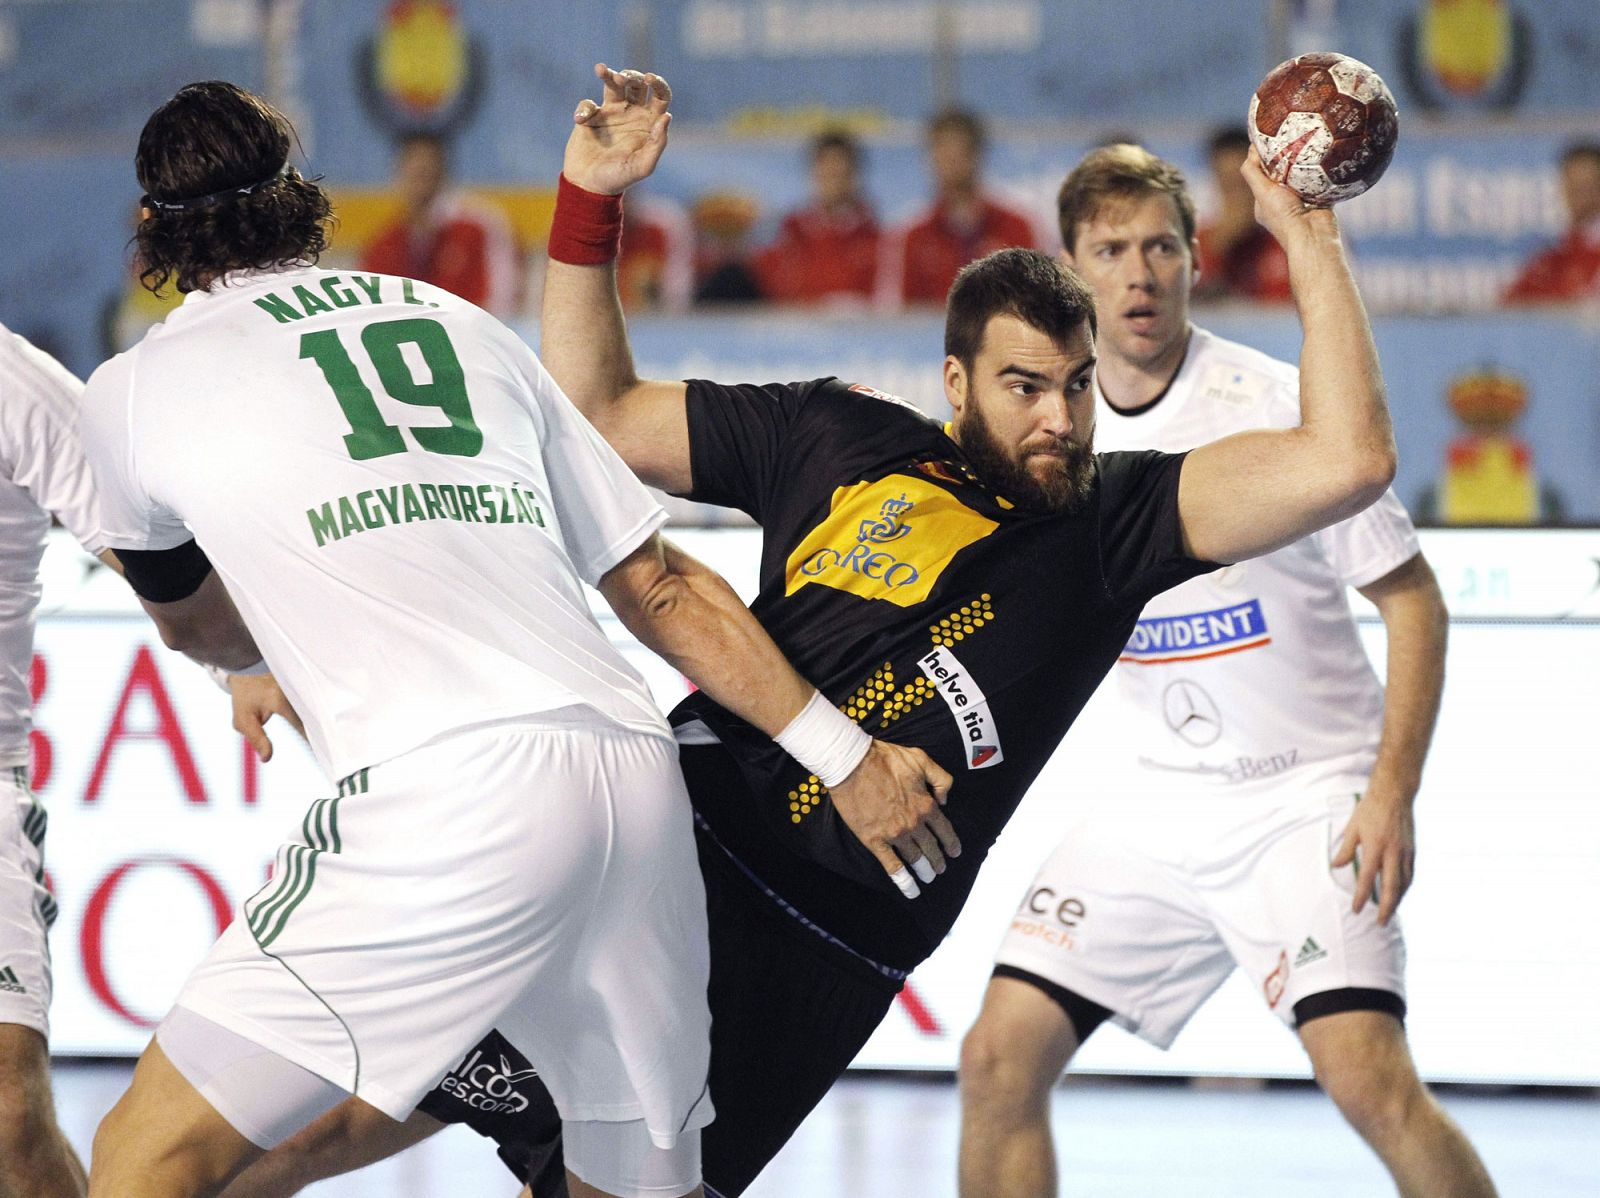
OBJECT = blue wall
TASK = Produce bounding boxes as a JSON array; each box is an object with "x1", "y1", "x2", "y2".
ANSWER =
[{"x1": 615, "y1": 308, "x2": 1600, "y2": 523}]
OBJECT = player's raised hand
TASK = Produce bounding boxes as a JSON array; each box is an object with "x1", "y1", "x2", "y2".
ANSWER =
[
  {"x1": 829, "y1": 740, "x2": 959, "y2": 899},
  {"x1": 563, "y1": 63, "x2": 672, "y2": 196},
  {"x1": 230, "y1": 672, "x2": 305, "y2": 763},
  {"x1": 1241, "y1": 145, "x2": 1336, "y2": 245}
]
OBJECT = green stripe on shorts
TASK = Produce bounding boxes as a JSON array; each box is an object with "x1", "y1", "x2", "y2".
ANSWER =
[
  {"x1": 256, "y1": 847, "x2": 320, "y2": 949},
  {"x1": 246, "y1": 793, "x2": 344, "y2": 949}
]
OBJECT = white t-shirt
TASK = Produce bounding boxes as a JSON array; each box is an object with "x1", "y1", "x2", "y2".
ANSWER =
[
  {"x1": 0, "y1": 324, "x2": 107, "y2": 766},
  {"x1": 1094, "y1": 325, "x2": 1419, "y2": 793},
  {"x1": 81, "y1": 266, "x2": 670, "y2": 778}
]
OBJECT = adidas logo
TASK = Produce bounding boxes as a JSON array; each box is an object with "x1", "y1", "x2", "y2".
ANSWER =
[
  {"x1": 0, "y1": 965, "x2": 25, "y2": 994},
  {"x1": 1294, "y1": 936, "x2": 1328, "y2": 968}
]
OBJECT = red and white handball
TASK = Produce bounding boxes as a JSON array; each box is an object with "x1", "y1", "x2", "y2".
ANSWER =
[{"x1": 1248, "y1": 52, "x2": 1400, "y2": 206}]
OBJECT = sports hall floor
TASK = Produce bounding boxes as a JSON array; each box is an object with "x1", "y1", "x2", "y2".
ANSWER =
[{"x1": 53, "y1": 1062, "x2": 1597, "y2": 1195}]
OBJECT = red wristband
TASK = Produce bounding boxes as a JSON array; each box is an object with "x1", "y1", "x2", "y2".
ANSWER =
[{"x1": 548, "y1": 174, "x2": 624, "y2": 265}]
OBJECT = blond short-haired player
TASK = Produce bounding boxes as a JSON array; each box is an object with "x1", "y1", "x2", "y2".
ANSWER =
[{"x1": 957, "y1": 144, "x2": 1497, "y2": 1198}]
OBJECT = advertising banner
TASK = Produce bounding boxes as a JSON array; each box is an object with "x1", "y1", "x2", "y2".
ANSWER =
[{"x1": 34, "y1": 527, "x2": 1600, "y2": 1084}]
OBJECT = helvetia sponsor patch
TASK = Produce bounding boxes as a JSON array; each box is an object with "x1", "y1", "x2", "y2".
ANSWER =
[{"x1": 918, "y1": 645, "x2": 1003, "y2": 769}]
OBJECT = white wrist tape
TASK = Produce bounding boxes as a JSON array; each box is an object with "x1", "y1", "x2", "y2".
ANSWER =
[{"x1": 774, "y1": 690, "x2": 871, "y2": 787}]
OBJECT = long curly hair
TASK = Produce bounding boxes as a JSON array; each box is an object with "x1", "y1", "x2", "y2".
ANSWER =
[{"x1": 135, "y1": 81, "x2": 334, "y2": 294}]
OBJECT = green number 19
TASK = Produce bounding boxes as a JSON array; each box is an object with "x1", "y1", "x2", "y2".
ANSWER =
[{"x1": 300, "y1": 318, "x2": 482, "y2": 460}]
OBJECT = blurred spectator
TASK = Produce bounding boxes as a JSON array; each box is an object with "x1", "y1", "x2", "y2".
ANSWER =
[
  {"x1": 692, "y1": 192, "x2": 765, "y2": 304},
  {"x1": 360, "y1": 132, "x2": 522, "y2": 317},
  {"x1": 1194, "y1": 127, "x2": 1290, "y2": 302},
  {"x1": 617, "y1": 193, "x2": 693, "y2": 311},
  {"x1": 1503, "y1": 141, "x2": 1600, "y2": 304},
  {"x1": 882, "y1": 109, "x2": 1036, "y2": 305},
  {"x1": 756, "y1": 130, "x2": 879, "y2": 304}
]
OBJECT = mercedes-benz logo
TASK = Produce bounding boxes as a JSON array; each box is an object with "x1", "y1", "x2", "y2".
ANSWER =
[{"x1": 1163, "y1": 679, "x2": 1222, "y2": 747}]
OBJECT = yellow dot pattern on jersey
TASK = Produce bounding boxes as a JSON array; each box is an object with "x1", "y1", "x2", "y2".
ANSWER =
[
  {"x1": 881, "y1": 676, "x2": 935, "y2": 723},
  {"x1": 787, "y1": 592, "x2": 995, "y2": 828},
  {"x1": 788, "y1": 774, "x2": 828, "y2": 823},
  {"x1": 843, "y1": 663, "x2": 895, "y2": 722},
  {"x1": 929, "y1": 593, "x2": 995, "y2": 648},
  {"x1": 790, "y1": 665, "x2": 896, "y2": 827}
]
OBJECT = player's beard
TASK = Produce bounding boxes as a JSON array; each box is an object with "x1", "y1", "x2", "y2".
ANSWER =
[{"x1": 957, "y1": 400, "x2": 1095, "y2": 515}]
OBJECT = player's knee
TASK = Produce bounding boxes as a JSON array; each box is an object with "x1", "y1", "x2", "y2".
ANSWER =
[
  {"x1": 90, "y1": 1128, "x2": 235, "y2": 1198},
  {"x1": 0, "y1": 1078, "x2": 56, "y2": 1169},
  {"x1": 89, "y1": 1096, "x2": 138, "y2": 1171},
  {"x1": 88, "y1": 1108, "x2": 128, "y2": 1193},
  {"x1": 1317, "y1": 1058, "x2": 1425, "y2": 1145},
  {"x1": 90, "y1": 1097, "x2": 208, "y2": 1193},
  {"x1": 959, "y1": 1021, "x2": 1048, "y2": 1117}
]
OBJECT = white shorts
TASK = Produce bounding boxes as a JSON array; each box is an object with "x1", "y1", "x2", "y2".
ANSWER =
[
  {"x1": 170, "y1": 714, "x2": 713, "y2": 1149},
  {"x1": 0, "y1": 768, "x2": 54, "y2": 1037},
  {"x1": 994, "y1": 779, "x2": 1406, "y2": 1049}
]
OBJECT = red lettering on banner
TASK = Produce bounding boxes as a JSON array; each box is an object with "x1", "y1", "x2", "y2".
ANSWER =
[
  {"x1": 80, "y1": 859, "x2": 232, "y2": 1028},
  {"x1": 242, "y1": 737, "x2": 258, "y2": 805},
  {"x1": 83, "y1": 645, "x2": 207, "y2": 804},
  {"x1": 28, "y1": 653, "x2": 52, "y2": 791},
  {"x1": 895, "y1": 982, "x2": 943, "y2": 1035}
]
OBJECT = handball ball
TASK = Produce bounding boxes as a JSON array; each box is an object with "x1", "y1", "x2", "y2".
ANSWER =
[{"x1": 1248, "y1": 52, "x2": 1399, "y2": 205}]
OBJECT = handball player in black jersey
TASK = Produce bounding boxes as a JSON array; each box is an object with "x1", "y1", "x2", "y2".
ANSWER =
[{"x1": 231, "y1": 65, "x2": 1401, "y2": 1198}]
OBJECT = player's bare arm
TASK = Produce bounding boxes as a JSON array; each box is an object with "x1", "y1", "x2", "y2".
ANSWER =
[
  {"x1": 551, "y1": 65, "x2": 962, "y2": 891},
  {"x1": 1177, "y1": 149, "x2": 1397, "y2": 564},
  {"x1": 1333, "y1": 551, "x2": 1448, "y2": 924},
  {"x1": 540, "y1": 64, "x2": 692, "y2": 492},
  {"x1": 139, "y1": 568, "x2": 263, "y2": 672},
  {"x1": 107, "y1": 548, "x2": 298, "y2": 765},
  {"x1": 228, "y1": 672, "x2": 305, "y2": 765},
  {"x1": 600, "y1": 534, "x2": 960, "y2": 887}
]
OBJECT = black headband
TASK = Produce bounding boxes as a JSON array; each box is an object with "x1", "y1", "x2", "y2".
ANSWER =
[{"x1": 143, "y1": 163, "x2": 290, "y2": 213}]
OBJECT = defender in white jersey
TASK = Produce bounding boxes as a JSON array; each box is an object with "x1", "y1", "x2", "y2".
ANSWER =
[
  {"x1": 79, "y1": 83, "x2": 953, "y2": 1198},
  {"x1": 960, "y1": 146, "x2": 1498, "y2": 1197},
  {"x1": 0, "y1": 324, "x2": 113, "y2": 1198}
]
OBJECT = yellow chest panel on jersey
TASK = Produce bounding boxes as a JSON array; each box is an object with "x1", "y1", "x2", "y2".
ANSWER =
[{"x1": 783, "y1": 474, "x2": 998, "y2": 607}]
